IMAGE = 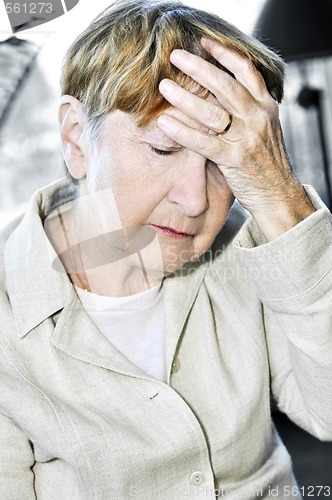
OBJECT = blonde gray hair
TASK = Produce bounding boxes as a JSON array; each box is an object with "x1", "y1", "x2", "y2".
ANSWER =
[{"x1": 61, "y1": 0, "x2": 284, "y2": 141}]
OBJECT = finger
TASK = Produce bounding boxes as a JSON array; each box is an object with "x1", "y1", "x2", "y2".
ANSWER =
[
  {"x1": 159, "y1": 79, "x2": 233, "y2": 135},
  {"x1": 157, "y1": 113, "x2": 231, "y2": 164},
  {"x1": 170, "y1": 49, "x2": 256, "y2": 116},
  {"x1": 200, "y1": 37, "x2": 271, "y2": 102}
]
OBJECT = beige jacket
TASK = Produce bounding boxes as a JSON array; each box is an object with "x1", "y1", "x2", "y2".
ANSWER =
[{"x1": 0, "y1": 179, "x2": 332, "y2": 500}]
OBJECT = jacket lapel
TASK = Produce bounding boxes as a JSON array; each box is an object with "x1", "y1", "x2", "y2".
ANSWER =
[{"x1": 52, "y1": 287, "x2": 150, "y2": 378}]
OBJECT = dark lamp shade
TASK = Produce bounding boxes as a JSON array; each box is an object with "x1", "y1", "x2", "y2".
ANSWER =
[{"x1": 254, "y1": 0, "x2": 332, "y2": 61}]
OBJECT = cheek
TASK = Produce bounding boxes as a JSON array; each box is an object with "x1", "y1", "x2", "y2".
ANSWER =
[
  {"x1": 85, "y1": 150, "x2": 114, "y2": 193},
  {"x1": 114, "y1": 174, "x2": 170, "y2": 224}
]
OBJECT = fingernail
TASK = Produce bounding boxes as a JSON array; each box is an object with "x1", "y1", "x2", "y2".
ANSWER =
[
  {"x1": 170, "y1": 49, "x2": 188, "y2": 62},
  {"x1": 159, "y1": 79, "x2": 175, "y2": 93}
]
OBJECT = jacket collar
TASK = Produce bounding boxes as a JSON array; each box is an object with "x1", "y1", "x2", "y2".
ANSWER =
[{"x1": 4, "y1": 178, "x2": 72, "y2": 338}]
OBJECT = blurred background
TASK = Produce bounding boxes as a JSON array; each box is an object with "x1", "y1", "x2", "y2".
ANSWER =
[{"x1": 0, "y1": 0, "x2": 331, "y2": 491}]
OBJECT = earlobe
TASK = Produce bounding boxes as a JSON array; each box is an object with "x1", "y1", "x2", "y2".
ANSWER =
[{"x1": 59, "y1": 95, "x2": 86, "y2": 180}]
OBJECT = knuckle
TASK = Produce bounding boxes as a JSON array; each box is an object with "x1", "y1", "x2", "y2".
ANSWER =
[
  {"x1": 194, "y1": 132, "x2": 210, "y2": 151},
  {"x1": 251, "y1": 110, "x2": 279, "y2": 142},
  {"x1": 253, "y1": 103, "x2": 277, "y2": 129},
  {"x1": 194, "y1": 133, "x2": 220, "y2": 158},
  {"x1": 244, "y1": 59, "x2": 263, "y2": 84},
  {"x1": 204, "y1": 104, "x2": 225, "y2": 129},
  {"x1": 241, "y1": 58, "x2": 254, "y2": 74},
  {"x1": 219, "y1": 72, "x2": 236, "y2": 93}
]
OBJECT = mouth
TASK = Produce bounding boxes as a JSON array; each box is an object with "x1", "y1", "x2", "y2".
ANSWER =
[{"x1": 148, "y1": 224, "x2": 194, "y2": 238}]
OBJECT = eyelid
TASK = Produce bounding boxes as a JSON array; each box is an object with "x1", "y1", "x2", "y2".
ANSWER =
[{"x1": 149, "y1": 144, "x2": 183, "y2": 156}]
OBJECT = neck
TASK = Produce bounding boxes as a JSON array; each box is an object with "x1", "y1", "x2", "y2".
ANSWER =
[
  {"x1": 50, "y1": 212, "x2": 164, "y2": 297},
  {"x1": 69, "y1": 260, "x2": 163, "y2": 297},
  {"x1": 45, "y1": 193, "x2": 166, "y2": 297}
]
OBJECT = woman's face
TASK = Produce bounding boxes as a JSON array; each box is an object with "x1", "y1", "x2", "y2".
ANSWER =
[{"x1": 80, "y1": 109, "x2": 234, "y2": 277}]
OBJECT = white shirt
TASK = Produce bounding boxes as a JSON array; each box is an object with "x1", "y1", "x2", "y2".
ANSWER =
[{"x1": 75, "y1": 283, "x2": 167, "y2": 382}]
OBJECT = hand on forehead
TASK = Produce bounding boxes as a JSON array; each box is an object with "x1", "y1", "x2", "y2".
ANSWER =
[{"x1": 157, "y1": 37, "x2": 276, "y2": 149}]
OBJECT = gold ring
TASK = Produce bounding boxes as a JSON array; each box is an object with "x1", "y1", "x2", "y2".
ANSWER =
[{"x1": 218, "y1": 113, "x2": 233, "y2": 135}]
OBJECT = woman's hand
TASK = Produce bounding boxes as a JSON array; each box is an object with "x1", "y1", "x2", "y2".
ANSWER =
[{"x1": 157, "y1": 38, "x2": 315, "y2": 241}]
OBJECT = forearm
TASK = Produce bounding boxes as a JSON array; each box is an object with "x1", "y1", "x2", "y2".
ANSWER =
[{"x1": 233, "y1": 186, "x2": 332, "y2": 438}]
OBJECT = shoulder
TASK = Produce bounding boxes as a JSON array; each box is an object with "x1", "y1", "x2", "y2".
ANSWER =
[
  {"x1": 0, "y1": 177, "x2": 72, "y2": 339},
  {"x1": 0, "y1": 176, "x2": 70, "y2": 273}
]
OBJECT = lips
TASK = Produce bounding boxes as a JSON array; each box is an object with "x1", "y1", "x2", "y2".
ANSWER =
[{"x1": 149, "y1": 224, "x2": 194, "y2": 238}]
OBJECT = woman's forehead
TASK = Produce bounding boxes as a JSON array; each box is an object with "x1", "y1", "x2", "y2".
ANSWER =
[
  {"x1": 99, "y1": 110, "x2": 179, "y2": 146},
  {"x1": 141, "y1": 117, "x2": 179, "y2": 146}
]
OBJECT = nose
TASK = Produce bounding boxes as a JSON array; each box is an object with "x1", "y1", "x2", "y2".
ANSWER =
[{"x1": 167, "y1": 152, "x2": 209, "y2": 217}]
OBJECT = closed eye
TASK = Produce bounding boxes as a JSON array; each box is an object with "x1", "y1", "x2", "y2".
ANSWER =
[{"x1": 149, "y1": 145, "x2": 180, "y2": 156}]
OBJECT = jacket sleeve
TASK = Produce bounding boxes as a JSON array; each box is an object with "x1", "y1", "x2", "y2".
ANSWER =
[
  {"x1": 0, "y1": 411, "x2": 36, "y2": 499},
  {"x1": 233, "y1": 186, "x2": 332, "y2": 441}
]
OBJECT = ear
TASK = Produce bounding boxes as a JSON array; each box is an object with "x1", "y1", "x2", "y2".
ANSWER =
[{"x1": 59, "y1": 95, "x2": 86, "y2": 180}]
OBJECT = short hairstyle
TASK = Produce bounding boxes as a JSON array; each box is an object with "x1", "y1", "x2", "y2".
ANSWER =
[{"x1": 61, "y1": 0, "x2": 284, "y2": 135}]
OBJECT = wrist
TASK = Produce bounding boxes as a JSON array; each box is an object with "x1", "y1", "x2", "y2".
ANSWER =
[{"x1": 249, "y1": 186, "x2": 316, "y2": 242}]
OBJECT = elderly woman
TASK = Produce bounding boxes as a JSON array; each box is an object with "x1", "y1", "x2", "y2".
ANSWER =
[{"x1": 1, "y1": 0, "x2": 331, "y2": 498}]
